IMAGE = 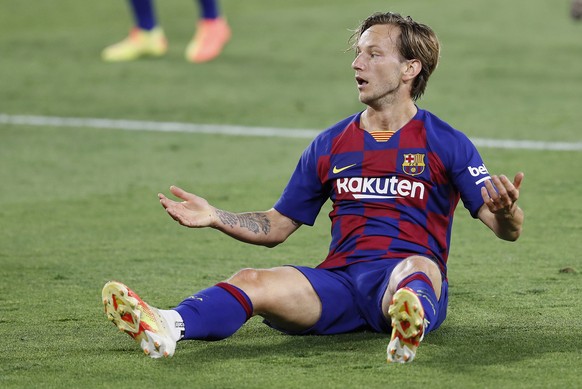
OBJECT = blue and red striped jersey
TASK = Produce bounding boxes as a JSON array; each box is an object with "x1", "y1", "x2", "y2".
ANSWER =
[{"x1": 274, "y1": 108, "x2": 491, "y2": 276}]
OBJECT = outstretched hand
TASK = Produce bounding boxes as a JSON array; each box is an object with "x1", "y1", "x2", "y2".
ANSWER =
[
  {"x1": 481, "y1": 172, "x2": 524, "y2": 217},
  {"x1": 158, "y1": 186, "x2": 215, "y2": 228}
]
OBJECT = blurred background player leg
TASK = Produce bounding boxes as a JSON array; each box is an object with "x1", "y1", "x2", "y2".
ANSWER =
[
  {"x1": 572, "y1": 0, "x2": 582, "y2": 20},
  {"x1": 185, "y1": 0, "x2": 231, "y2": 63},
  {"x1": 102, "y1": 0, "x2": 167, "y2": 62},
  {"x1": 102, "y1": 0, "x2": 230, "y2": 63}
]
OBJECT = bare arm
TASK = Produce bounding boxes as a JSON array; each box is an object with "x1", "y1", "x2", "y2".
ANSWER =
[
  {"x1": 158, "y1": 185, "x2": 301, "y2": 247},
  {"x1": 477, "y1": 172, "x2": 524, "y2": 241}
]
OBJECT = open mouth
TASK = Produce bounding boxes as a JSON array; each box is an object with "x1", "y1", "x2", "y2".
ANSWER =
[{"x1": 356, "y1": 76, "x2": 368, "y2": 87}]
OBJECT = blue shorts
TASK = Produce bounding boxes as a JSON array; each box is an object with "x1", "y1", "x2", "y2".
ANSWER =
[{"x1": 266, "y1": 260, "x2": 448, "y2": 335}]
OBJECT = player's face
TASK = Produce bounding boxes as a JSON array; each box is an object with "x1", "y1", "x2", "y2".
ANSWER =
[{"x1": 352, "y1": 24, "x2": 408, "y2": 107}]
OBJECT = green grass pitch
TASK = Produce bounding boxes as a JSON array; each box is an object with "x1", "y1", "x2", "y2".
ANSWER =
[{"x1": 1, "y1": 0, "x2": 581, "y2": 387}]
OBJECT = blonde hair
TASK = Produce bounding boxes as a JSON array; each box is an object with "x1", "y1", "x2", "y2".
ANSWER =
[{"x1": 351, "y1": 12, "x2": 440, "y2": 101}]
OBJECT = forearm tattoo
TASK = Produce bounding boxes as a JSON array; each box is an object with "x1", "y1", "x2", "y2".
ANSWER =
[
  {"x1": 216, "y1": 209, "x2": 238, "y2": 227},
  {"x1": 216, "y1": 210, "x2": 271, "y2": 235}
]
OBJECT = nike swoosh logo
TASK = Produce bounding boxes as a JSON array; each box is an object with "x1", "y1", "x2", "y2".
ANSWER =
[{"x1": 332, "y1": 163, "x2": 357, "y2": 174}]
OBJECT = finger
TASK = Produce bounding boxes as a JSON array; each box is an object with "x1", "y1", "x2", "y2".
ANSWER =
[
  {"x1": 158, "y1": 193, "x2": 174, "y2": 209},
  {"x1": 169, "y1": 185, "x2": 193, "y2": 202},
  {"x1": 169, "y1": 185, "x2": 182, "y2": 198},
  {"x1": 499, "y1": 175, "x2": 519, "y2": 203},
  {"x1": 483, "y1": 177, "x2": 499, "y2": 201},
  {"x1": 480, "y1": 186, "x2": 492, "y2": 204},
  {"x1": 492, "y1": 175, "x2": 513, "y2": 207},
  {"x1": 513, "y1": 172, "x2": 524, "y2": 190},
  {"x1": 491, "y1": 175, "x2": 508, "y2": 198},
  {"x1": 481, "y1": 184, "x2": 498, "y2": 210}
]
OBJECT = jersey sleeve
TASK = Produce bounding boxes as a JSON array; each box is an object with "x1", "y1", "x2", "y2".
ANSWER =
[
  {"x1": 273, "y1": 138, "x2": 329, "y2": 226},
  {"x1": 449, "y1": 133, "x2": 490, "y2": 218}
]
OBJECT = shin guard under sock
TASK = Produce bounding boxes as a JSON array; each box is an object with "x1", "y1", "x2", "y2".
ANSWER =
[
  {"x1": 397, "y1": 272, "x2": 439, "y2": 332},
  {"x1": 174, "y1": 282, "x2": 253, "y2": 340}
]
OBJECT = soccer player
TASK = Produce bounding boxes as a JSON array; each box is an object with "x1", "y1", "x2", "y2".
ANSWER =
[
  {"x1": 102, "y1": 12, "x2": 525, "y2": 363},
  {"x1": 102, "y1": 0, "x2": 230, "y2": 63}
]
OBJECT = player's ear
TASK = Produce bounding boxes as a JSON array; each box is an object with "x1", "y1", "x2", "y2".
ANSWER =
[{"x1": 402, "y1": 59, "x2": 421, "y2": 81}]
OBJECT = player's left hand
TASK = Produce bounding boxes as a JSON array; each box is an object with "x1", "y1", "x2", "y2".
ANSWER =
[{"x1": 481, "y1": 172, "x2": 524, "y2": 217}]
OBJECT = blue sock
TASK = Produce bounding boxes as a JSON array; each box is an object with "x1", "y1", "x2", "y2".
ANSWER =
[
  {"x1": 174, "y1": 283, "x2": 253, "y2": 340},
  {"x1": 397, "y1": 272, "x2": 439, "y2": 332},
  {"x1": 198, "y1": 0, "x2": 220, "y2": 20},
  {"x1": 128, "y1": 0, "x2": 157, "y2": 30}
]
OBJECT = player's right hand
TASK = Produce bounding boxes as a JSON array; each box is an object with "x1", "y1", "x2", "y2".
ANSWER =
[{"x1": 158, "y1": 186, "x2": 216, "y2": 228}]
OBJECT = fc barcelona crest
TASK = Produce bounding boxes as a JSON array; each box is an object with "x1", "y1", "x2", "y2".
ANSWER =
[{"x1": 402, "y1": 153, "x2": 426, "y2": 176}]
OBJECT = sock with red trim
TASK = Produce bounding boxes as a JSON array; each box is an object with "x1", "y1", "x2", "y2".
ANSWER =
[
  {"x1": 397, "y1": 272, "x2": 439, "y2": 332},
  {"x1": 173, "y1": 282, "x2": 253, "y2": 340}
]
